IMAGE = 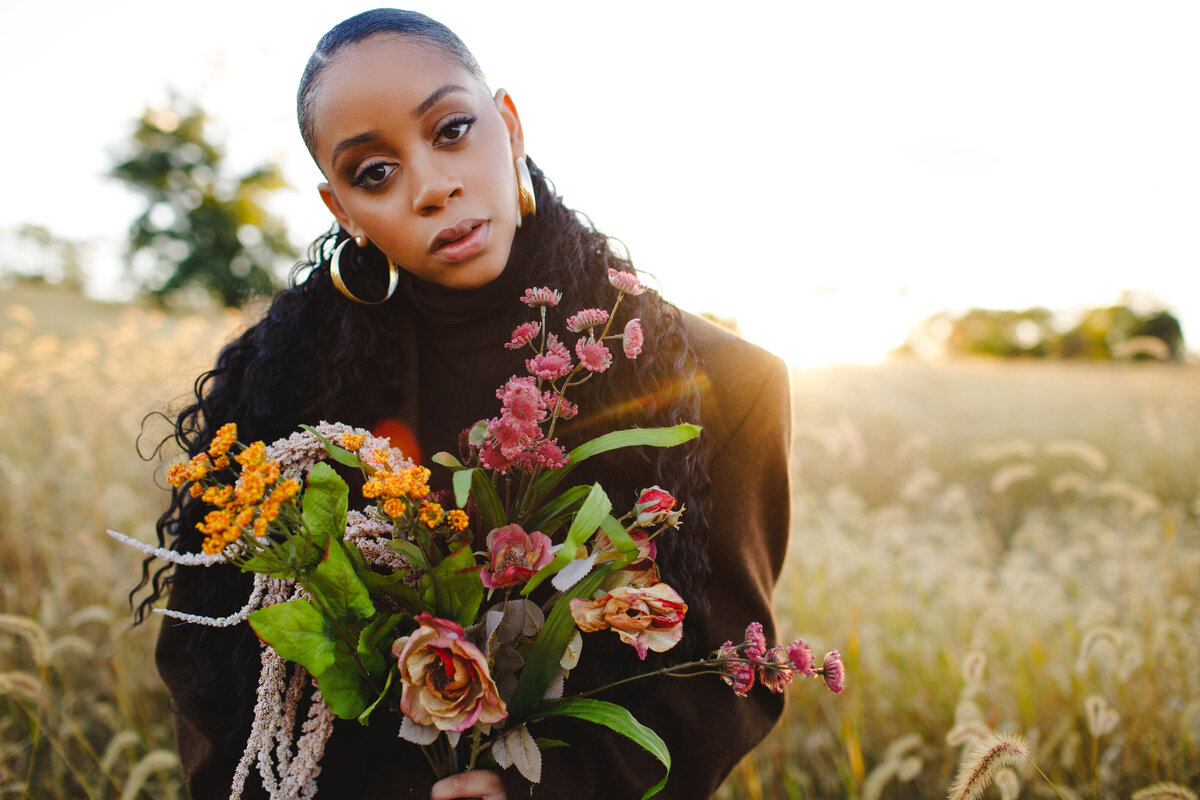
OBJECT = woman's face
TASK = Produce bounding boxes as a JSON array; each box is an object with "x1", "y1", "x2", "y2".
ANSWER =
[{"x1": 311, "y1": 36, "x2": 524, "y2": 290}]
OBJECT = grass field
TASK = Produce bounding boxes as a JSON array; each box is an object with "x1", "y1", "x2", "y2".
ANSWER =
[{"x1": 2, "y1": 285, "x2": 1197, "y2": 799}]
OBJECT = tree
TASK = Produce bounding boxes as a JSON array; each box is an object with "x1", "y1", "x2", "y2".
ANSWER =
[{"x1": 110, "y1": 97, "x2": 297, "y2": 307}]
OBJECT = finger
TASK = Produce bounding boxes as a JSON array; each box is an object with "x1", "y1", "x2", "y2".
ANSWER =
[{"x1": 428, "y1": 769, "x2": 506, "y2": 800}]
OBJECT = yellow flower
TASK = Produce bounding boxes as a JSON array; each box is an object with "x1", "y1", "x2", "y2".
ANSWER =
[
  {"x1": 235, "y1": 472, "x2": 267, "y2": 505},
  {"x1": 202, "y1": 484, "x2": 235, "y2": 506},
  {"x1": 189, "y1": 483, "x2": 205, "y2": 498},
  {"x1": 196, "y1": 508, "x2": 234, "y2": 538},
  {"x1": 340, "y1": 432, "x2": 366, "y2": 451},
  {"x1": 419, "y1": 502, "x2": 444, "y2": 528},
  {"x1": 213, "y1": 455, "x2": 231, "y2": 469},
  {"x1": 166, "y1": 463, "x2": 190, "y2": 487},
  {"x1": 235, "y1": 507, "x2": 255, "y2": 529},
  {"x1": 186, "y1": 453, "x2": 212, "y2": 481},
  {"x1": 382, "y1": 498, "x2": 406, "y2": 519},
  {"x1": 446, "y1": 509, "x2": 469, "y2": 531},
  {"x1": 252, "y1": 516, "x2": 270, "y2": 538}
]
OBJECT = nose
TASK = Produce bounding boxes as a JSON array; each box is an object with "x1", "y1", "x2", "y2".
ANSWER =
[{"x1": 411, "y1": 156, "x2": 463, "y2": 216}]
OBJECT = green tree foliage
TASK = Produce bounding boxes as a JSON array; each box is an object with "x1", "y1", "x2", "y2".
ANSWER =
[
  {"x1": 110, "y1": 98, "x2": 296, "y2": 307},
  {"x1": 905, "y1": 302, "x2": 1186, "y2": 361}
]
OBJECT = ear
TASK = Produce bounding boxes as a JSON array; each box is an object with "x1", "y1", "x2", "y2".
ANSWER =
[
  {"x1": 318, "y1": 182, "x2": 364, "y2": 240},
  {"x1": 494, "y1": 89, "x2": 526, "y2": 160}
]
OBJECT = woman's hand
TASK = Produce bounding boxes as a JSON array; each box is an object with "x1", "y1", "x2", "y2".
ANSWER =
[{"x1": 429, "y1": 770, "x2": 506, "y2": 800}]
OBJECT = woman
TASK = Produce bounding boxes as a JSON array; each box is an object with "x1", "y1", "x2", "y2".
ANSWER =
[{"x1": 140, "y1": 9, "x2": 792, "y2": 799}]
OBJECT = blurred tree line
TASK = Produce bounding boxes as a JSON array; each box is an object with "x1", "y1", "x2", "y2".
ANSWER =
[
  {"x1": 903, "y1": 300, "x2": 1185, "y2": 361},
  {"x1": 109, "y1": 96, "x2": 296, "y2": 307}
]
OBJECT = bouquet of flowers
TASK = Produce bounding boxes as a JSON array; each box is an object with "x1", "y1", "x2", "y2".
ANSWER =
[{"x1": 112, "y1": 268, "x2": 842, "y2": 799}]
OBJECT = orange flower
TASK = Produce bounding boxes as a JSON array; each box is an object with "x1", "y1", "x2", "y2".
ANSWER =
[
  {"x1": 235, "y1": 441, "x2": 266, "y2": 469},
  {"x1": 340, "y1": 432, "x2": 366, "y2": 451},
  {"x1": 208, "y1": 423, "x2": 238, "y2": 458},
  {"x1": 418, "y1": 502, "x2": 444, "y2": 528},
  {"x1": 382, "y1": 498, "x2": 406, "y2": 518},
  {"x1": 446, "y1": 509, "x2": 469, "y2": 532},
  {"x1": 569, "y1": 583, "x2": 687, "y2": 660},
  {"x1": 166, "y1": 463, "x2": 190, "y2": 487}
]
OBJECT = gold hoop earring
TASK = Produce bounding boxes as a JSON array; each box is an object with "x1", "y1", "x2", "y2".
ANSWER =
[
  {"x1": 330, "y1": 237, "x2": 399, "y2": 305},
  {"x1": 515, "y1": 156, "x2": 536, "y2": 225}
]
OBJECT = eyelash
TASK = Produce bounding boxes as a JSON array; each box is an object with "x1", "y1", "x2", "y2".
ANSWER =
[{"x1": 348, "y1": 115, "x2": 477, "y2": 189}]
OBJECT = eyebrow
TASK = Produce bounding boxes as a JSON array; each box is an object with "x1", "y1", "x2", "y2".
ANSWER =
[
  {"x1": 413, "y1": 84, "x2": 469, "y2": 117},
  {"x1": 331, "y1": 130, "x2": 382, "y2": 169}
]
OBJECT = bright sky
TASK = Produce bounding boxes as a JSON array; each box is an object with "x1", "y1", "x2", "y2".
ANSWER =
[{"x1": 3, "y1": 1, "x2": 1198, "y2": 365}]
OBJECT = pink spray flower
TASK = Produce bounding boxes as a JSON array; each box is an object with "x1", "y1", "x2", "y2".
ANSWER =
[
  {"x1": 758, "y1": 645, "x2": 794, "y2": 693},
  {"x1": 743, "y1": 621, "x2": 768, "y2": 662},
  {"x1": 521, "y1": 286, "x2": 561, "y2": 308},
  {"x1": 505, "y1": 321, "x2": 540, "y2": 350},
  {"x1": 622, "y1": 318, "x2": 644, "y2": 359},
  {"x1": 606, "y1": 268, "x2": 647, "y2": 296},
  {"x1": 786, "y1": 638, "x2": 816, "y2": 678},
  {"x1": 716, "y1": 640, "x2": 756, "y2": 697},
  {"x1": 480, "y1": 524, "x2": 554, "y2": 589},
  {"x1": 497, "y1": 377, "x2": 545, "y2": 425},
  {"x1": 566, "y1": 308, "x2": 610, "y2": 333},
  {"x1": 527, "y1": 334, "x2": 573, "y2": 381},
  {"x1": 575, "y1": 337, "x2": 613, "y2": 373},
  {"x1": 543, "y1": 391, "x2": 577, "y2": 420},
  {"x1": 821, "y1": 650, "x2": 846, "y2": 694}
]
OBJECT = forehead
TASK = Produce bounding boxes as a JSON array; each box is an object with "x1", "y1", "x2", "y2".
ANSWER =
[{"x1": 308, "y1": 35, "x2": 485, "y2": 163}]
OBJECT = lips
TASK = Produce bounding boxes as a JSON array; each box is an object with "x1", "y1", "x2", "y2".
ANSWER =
[{"x1": 431, "y1": 219, "x2": 488, "y2": 263}]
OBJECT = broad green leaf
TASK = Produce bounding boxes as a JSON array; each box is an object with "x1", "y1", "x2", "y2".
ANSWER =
[
  {"x1": 520, "y1": 484, "x2": 591, "y2": 534},
  {"x1": 532, "y1": 697, "x2": 670, "y2": 799},
  {"x1": 387, "y1": 538, "x2": 428, "y2": 571},
  {"x1": 599, "y1": 514, "x2": 639, "y2": 564},
  {"x1": 316, "y1": 645, "x2": 386, "y2": 719},
  {"x1": 522, "y1": 484, "x2": 610, "y2": 595},
  {"x1": 431, "y1": 451, "x2": 464, "y2": 470},
  {"x1": 299, "y1": 424, "x2": 363, "y2": 469},
  {"x1": 468, "y1": 469, "x2": 506, "y2": 530},
  {"x1": 302, "y1": 462, "x2": 348, "y2": 550},
  {"x1": 248, "y1": 599, "x2": 335, "y2": 676},
  {"x1": 358, "y1": 613, "x2": 404, "y2": 657},
  {"x1": 533, "y1": 424, "x2": 701, "y2": 501},
  {"x1": 309, "y1": 540, "x2": 374, "y2": 624},
  {"x1": 508, "y1": 564, "x2": 612, "y2": 720},
  {"x1": 424, "y1": 545, "x2": 484, "y2": 627},
  {"x1": 361, "y1": 570, "x2": 430, "y2": 617},
  {"x1": 453, "y1": 468, "x2": 474, "y2": 509}
]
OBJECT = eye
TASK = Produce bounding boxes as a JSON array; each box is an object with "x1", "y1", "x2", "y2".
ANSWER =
[
  {"x1": 351, "y1": 161, "x2": 396, "y2": 189},
  {"x1": 436, "y1": 116, "x2": 475, "y2": 146}
]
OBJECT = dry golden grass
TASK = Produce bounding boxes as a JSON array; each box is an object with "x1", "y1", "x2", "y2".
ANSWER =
[{"x1": 3, "y1": 286, "x2": 1198, "y2": 798}]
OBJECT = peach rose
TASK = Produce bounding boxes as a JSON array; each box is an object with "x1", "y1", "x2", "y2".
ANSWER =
[
  {"x1": 569, "y1": 583, "x2": 687, "y2": 660},
  {"x1": 392, "y1": 613, "x2": 507, "y2": 732}
]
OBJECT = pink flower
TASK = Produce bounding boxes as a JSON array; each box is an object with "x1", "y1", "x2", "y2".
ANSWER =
[
  {"x1": 758, "y1": 645, "x2": 794, "y2": 693},
  {"x1": 527, "y1": 334, "x2": 573, "y2": 381},
  {"x1": 566, "y1": 308, "x2": 610, "y2": 333},
  {"x1": 480, "y1": 524, "x2": 554, "y2": 589},
  {"x1": 606, "y1": 268, "x2": 647, "y2": 296},
  {"x1": 543, "y1": 391, "x2": 577, "y2": 420},
  {"x1": 392, "y1": 613, "x2": 507, "y2": 732},
  {"x1": 633, "y1": 486, "x2": 677, "y2": 527},
  {"x1": 531, "y1": 439, "x2": 569, "y2": 469},
  {"x1": 786, "y1": 639, "x2": 816, "y2": 678},
  {"x1": 504, "y1": 321, "x2": 540, "y2": 350},
  {"x1": 622, "y1": 318, "x2": 644, "y2": 359},
  {"x1": 497, "y1": 377, "x2": 545, "y2": 424},
  {"x1": 821, "y1": 650, "x2": 846, "y2": 694},
  {"x1": 569, "y1": 583, "x2": 687, "y2": 660},
  {"x1": 477, "y1": 439, "x2": 515, "y2": 472},
  {"x1": 521, "y1": 286, "x2": 561, "y2": 308},
  {"x1": 716, "y1": 640, "x2": 755, "y2": 697},
  {"x1": 575, "y1": 337, "x2": 613, "y2": 373},
  {"x1": 743, "y1": 622, "x2": 768, "y2": 662}
]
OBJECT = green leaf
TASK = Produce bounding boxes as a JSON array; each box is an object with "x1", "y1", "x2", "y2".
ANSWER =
[
  {"x1": 431, "y1": 451, "x2": 464, "y2": 470},
  {"x1": 316, "y1": 645, "x2": 386, "y2": 719},
  {"x1": 387, "y1": 538, "x2": 429, "y2": 571},
  {"x1": 453, "y1": 468, "x2": 474, "y2": 509},
  {"x1": 532, "y1": 697, "x2": 670, "y2": 799},
  {"x1": 465, "y1": 469, "x2": 506, "y2": 530},
  {"x1": 508, "y1": 564, "x2": 612, "y2": 720},
  {"x1": 239, "y1": 535, "x2": 320, "y2": 578},
  {"x1": 361, "y1": 570, "x2": 430, "y2": 617},
  {"x1": 533, "y1": 424, "x2": 701, "y2": 501},
  {"x1": 356, "y1": 666, "x2": 394, "y2": 725},
  {"x1": 309, "y1": 540, "x2": 374, "y2": 625},
  {"x1": 599, "y1": 514, "x2": 639, "y2": 564},
  {"x1": 302, "y1": 462, "x2": 348, "y2": 550},
  {"x1": 248, "y1": 599, "x2": 336, "y2": 676},
  {"x1": 424, "y1": 545, "x2": 484, "y2": 627},
  {"x1": 522, "y1": 484, "x2": 610, "y2": 595},
  {"x1": 521, "y1": 484, "x2": 591, "y2": 534},
  {"x1": 358, "y1": 613, "x2": 404, "y2": 657},
  {"x1": 300, "y1": 424, "x2": 363, "y2": 469}
]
